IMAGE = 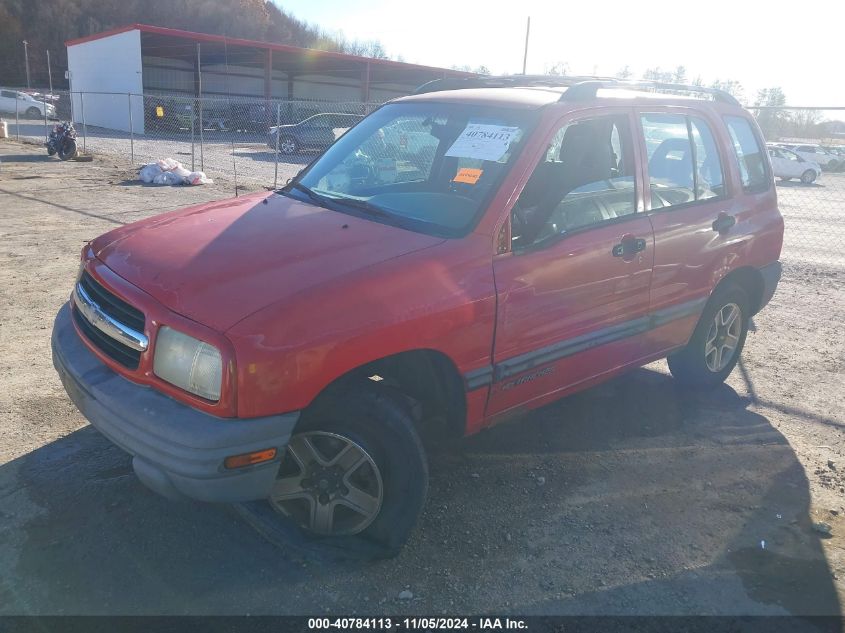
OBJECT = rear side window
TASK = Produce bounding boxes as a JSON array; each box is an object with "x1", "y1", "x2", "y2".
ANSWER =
[
  {"x1": 690, "y1": 118, "x2": 725, "y2": 200},
  {"x1": 641, "y1": 113, "x2": 725, "y2": 209},
  {"x1": 724, "y1": 116, "x2": 770, "y2": 193}
]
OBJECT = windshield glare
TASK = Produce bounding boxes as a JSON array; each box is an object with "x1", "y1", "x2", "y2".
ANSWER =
[{"x1": 294, "y1": 102, "x2": 536, "y2": 236}]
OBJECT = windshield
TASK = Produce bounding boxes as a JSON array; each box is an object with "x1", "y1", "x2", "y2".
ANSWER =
[{"x1": 289, "y1": 102, "x2": 537, "y2": 237}]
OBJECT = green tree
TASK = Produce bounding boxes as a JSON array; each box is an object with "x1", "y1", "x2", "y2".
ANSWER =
[
  {"x1": 547, "y1": 61, "x2": 569, "y2": 76},
  {"x1": 753, "y1": 87, "x2": 789, "y2": 140}
]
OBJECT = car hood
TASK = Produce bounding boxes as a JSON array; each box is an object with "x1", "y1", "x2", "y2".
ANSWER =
[{"x1": 92, "y1": 191, "x2": 444, "y2": 332}]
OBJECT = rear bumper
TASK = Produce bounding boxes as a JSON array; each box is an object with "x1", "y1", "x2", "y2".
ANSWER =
[
  {"x1": 757, "y1": 261, "x2": 782, "y2": 313},
  {"x1": 51, "y1": 303, "x2": 299, "y2": 503}
]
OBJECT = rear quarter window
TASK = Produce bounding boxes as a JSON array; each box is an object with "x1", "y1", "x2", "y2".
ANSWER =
[
  {"x1": 724, "y1": 115, "x2": 771, "y2": 194},
  {"x1": 725, "y1": 116, "x2": 774, "y2": 193}
]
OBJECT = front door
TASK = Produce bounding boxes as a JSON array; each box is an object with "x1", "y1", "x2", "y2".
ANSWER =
[{"x1": 487, "y1": 110, "x2": 654, "y2": 418}]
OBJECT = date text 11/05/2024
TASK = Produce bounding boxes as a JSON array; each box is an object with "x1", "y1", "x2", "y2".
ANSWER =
[{"x1": 307, "y1": 618, "x2": 528, "y2": 630}]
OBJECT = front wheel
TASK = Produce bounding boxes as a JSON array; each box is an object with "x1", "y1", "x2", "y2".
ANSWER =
[
  {"x1": 278, "y1": 136, "x2": 299, "y2": 155},
  {"x1": 25, "y1": 107, "x2": 41, "y2": 119},
  {"x1": 801, "y1": 169, "x2": 816, "y2": 184},
  {"x1": 667, "y1": 284, "x2": 750, "y2": 388},
  {"x1": 268, "y1": 383, "x2": 428, "y2": 556},
  {"x1": 58, "y1": 137, "x2": 78, "y2": 161}
]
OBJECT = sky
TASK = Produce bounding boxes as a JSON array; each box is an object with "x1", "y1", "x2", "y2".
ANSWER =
[{"x1": 277, "y1": 0, "x2": 844, "y2": 107}]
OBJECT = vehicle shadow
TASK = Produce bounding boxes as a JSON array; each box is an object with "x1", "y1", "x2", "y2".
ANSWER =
[
  {"x1": 777, "y1": 181, "x2": 825, "y2": 189},
  {"x1": 0, "y1": 367, "x2": 839, "y2": 616},
  {"x1": 0, "y1": 154, "x2": 54, "y2": 164},
  {"x1": 237, "y1": 149, "x2": 315, "y2": 167}
]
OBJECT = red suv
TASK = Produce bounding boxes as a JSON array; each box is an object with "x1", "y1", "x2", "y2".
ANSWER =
[{"x1": 52, "y1": 77, "x2": 783, "y2": 555}]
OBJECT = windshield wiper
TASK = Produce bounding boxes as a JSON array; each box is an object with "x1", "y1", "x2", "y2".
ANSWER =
[
  {"x1": 284, "y1": 182, "x2": 391, "y2": 219},
  {"x1": 327, "y1": 195, "x2": 391, "y2": 218},
  {"x1": 283, "y1": 181, "x2": 331, "y2": 208}
]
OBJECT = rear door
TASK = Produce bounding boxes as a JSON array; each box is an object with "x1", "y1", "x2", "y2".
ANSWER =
[
  {"x1": 641, "y1": 109, "x2": 772, "y2": 353},
  {"x1": 638, "y1": 109, "x2": 735, "y2": 352},
  {"x1": 487, "y1": 109, "x2": 654, "y2": 417}
]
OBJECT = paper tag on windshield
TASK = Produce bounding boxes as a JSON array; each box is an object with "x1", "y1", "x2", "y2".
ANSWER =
[
  {"x1": 445, "y1": 124, "x2": 520, "y2": 162},
  {"x1": 453, "y1": 167, "x2": 483, "y2": 184}
]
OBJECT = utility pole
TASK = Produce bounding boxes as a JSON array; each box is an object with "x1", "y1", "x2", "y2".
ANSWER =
[
  {"x1": 522, "y1": 17, "x2": 530, "y2": 75},
  {"x1": 23, "y1": 40, "x2": 31, "y2": 88},
  {"x1": 47, "y1": 49, "x2": 53, "y2": 95}
]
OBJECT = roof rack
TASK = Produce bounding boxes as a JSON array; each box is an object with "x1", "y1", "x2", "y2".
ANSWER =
[
  {"x1": 559, "y1": 79, "x2": 741, "y2": 106},
  {"x1": 412, "y1": 74, "x2": 616, "y2": 94},
  {"x1": 412, "y1": 75, "x2": 741, "y2": 106}
]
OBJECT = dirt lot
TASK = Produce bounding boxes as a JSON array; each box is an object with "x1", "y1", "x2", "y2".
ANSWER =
[{"x1": 1, "y1": 140, "x2": 844, "y2": 617}]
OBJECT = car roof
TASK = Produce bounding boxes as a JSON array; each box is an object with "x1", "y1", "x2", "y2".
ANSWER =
[{"x1": 394, "y1": 85, "x2": 743, "y2": 115}]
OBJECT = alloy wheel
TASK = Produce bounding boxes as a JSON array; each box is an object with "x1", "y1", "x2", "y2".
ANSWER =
[
  {"x1": 270, "y1": 431, "x2": 383, "y2": 536},
  {"x1": 704, "y1": 302, "x2": 742, "y2": 372}
]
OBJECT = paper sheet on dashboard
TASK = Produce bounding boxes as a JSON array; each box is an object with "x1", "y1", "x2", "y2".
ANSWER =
[{"x1": 444, "y1": 123, "x2": 521, "y2": 162}]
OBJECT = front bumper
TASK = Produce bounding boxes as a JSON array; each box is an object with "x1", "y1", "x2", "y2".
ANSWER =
[{"x1": 52, "y1": 303, "x2": 299, "y2": 503}]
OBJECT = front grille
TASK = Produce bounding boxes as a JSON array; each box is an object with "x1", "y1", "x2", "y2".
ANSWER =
[
  {"x1": 78, "y1": 271, "x2": 145, "y2": 332},
  {"x1": 74, "y1": 272, "x2": 145, "y2": 370}
]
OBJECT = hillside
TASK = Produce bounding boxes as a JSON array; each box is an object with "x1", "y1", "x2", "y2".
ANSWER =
[{"x1": 0, "y1": 0, "x2": 378, "y2": 89}]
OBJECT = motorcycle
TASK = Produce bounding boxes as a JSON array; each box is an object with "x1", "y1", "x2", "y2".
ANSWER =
[{"x1": 46, "y1": 122, "x2": 78, "y2": 161}]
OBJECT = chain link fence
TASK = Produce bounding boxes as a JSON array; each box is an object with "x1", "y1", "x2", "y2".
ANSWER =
[
  {"x1": 753, "y1": 107, "x2": 845, "y2": 274},
  {"x1": 2, "y1": 91, "x2": 844, "y2": 273},
  {"x1": 1, "y1": 88, "x2": 381, "y2": 190}
]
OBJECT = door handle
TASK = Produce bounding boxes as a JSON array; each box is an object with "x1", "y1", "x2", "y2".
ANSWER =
[
  {"x1": 612, "y1": 236, "x2": 647, "y2": 258},
  {"x1": 712, "y1": 212, "x2": 736, "y2": 234}
]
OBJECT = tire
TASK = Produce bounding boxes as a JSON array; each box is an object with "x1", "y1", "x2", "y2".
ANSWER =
[
  {"x1": 667, "y1": 284, "x2": 750, "y2": 388},
  {"x1": 266, "y1": 382, "x2": 428, "y2": 557},
  {"x1": 801, "y1": 170, "x2": 816, "y2": 184},
  {"x1": 47, "y1": 146, "x2": 56, "y2": 156},
  {"x1": 279, "y1": 136, "x2": 299, "y2": 155},
  {"x1": 25, "y1": 107, "x2": 41, "y2": 119},
  {"x1": 58, "y1": 138, "x2": 78, "y2": 161}
]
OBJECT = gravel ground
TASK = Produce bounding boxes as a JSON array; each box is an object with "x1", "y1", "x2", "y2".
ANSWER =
[{"x1": 1, "y1": 140, "x2": 844, "y2": 617}]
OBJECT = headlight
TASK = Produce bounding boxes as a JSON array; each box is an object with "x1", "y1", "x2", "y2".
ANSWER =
[{"x1": 153, "y1": 327, "x2": 223, "y2": 401}]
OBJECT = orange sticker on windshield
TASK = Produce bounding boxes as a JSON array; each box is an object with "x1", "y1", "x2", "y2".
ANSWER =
[{"x1": 453, "y1": 167, "x2": 483, "y2": 184}]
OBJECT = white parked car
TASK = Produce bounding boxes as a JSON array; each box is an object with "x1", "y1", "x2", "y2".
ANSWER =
[
  {"x1": 767, "y1": 144, "x2": 822, "y2": 184},
  {"x1": 0, "y1": 88, "x2": 56, "y2": 119},
  {"x1": 777, "y1": 143, "x2": 842, "y2": 171}
]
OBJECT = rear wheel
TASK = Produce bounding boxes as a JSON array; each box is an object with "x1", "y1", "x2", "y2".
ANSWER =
[
  {"x1": 801, "y1": 169, "x2": 816, "y2": 184},
  {"x1": 268, "y1": 383, "x2": 428, "y2": 556},
  {"x1": 667, "y1": 284, "x2": 750, "y2": 388},
  {"x1": 58, "y1": 138, "x2": 78, "y2": 161}
]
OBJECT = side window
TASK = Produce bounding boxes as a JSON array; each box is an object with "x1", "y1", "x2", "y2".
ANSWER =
[
  {"x1": 724, "y1": 116, "x2": 770, "y2": 193},
  {"x1": 511, "y1": 114, "x2": 637, "y2": 249},
  {"x1": 1, "y1": 90, "x2": 15, "y2": 99},
  {"x1": 690, "y1": 117, "x2": 725, "y2": 200},
  {"x1": 642, "y1": 114, "x2": 726, "y2": 208},
  {"x1": 641, "y1": 114, "x2": 695, "y2": 208}
]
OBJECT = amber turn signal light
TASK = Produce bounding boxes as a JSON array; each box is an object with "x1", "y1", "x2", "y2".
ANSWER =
[{"x1": 224, "y1": 448, "x2": 277, "y2": 469}]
